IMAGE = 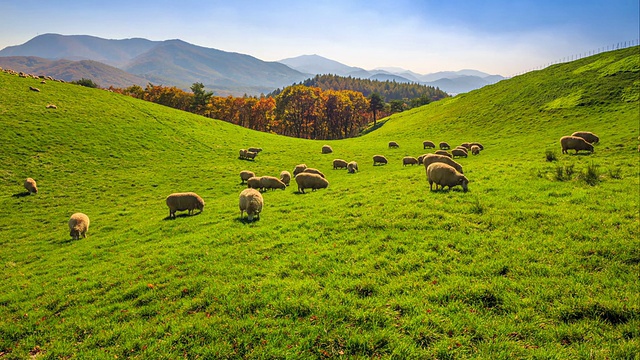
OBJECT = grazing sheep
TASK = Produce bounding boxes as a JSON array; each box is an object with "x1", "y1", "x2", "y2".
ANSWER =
[
  {"x1": 293, "y1": 164, "x2": 308, "y2": 176},
  {"x1": 423, "y1": 153, "x2": 464, "y2": 174},
  {"x1": 435, "y1": 150, "x2": 453, "y2": 158},
  {"x1": 69, "y1": 213, "x2": 90, "y2": 240},
  {"x1": 260, "y1": 176, "x2": 286, "y2": 191},
  {"x1": 29, "y1": 86, "x2": 40, "y2": 92},
  {"x1": 423, "y1": 140, "x2": 436, "y2": 149},
  {"x1": 571, "y1": 131, "x2": 599, "y2": 144},
  {"x1": 248, "y1": 147, "x2": 263, "y2": 153},
  {"x1": 280, "y1": 170, "x2": 291, "y2": 186},
  {"x1": 302, "y1": 168, "x2": 325, "y2": 178},
  {"x1": 403, "y1": 156, "x2": 419, "y2": 166},
  {"x1": 469, "y1": 142, "x2": 484, "y2": 150},
  {"x1": 165, "y1": 192, "x2": 205, "y2": 218},
  {"x1": 245, "y1": 151, "x2": 258, "y2": 160},
  {"x1": 455, "y1": 145, "x2": 468, "y2": 151},
  {"x1": 427, "y1": 162, "x2": 469, "y2": 192},
  {"x1": 24, "y1": 177, "x2": 38, "y2": 194},
  {"x1": 418, "y1": 154, "x2": 428, "y2": 165},
  {"x1": 347, "y1": 161, "x2": 358, "y2": 173},
  {"x1": 239, "y1": 188, "x2": 263, "y2": 221},
  {"x1": 560, "y1": 136, "x2": 594, "y2": 154},
  {"x1": 295, "y1": 173, "x2": 329, "y2": 193},
  {"x1": 471, "y1": 145, "x2": 481, "y2": 155},
  {"x1": 322, "y1": 145, "x2": 333, "y2": 154},
  {"x1": 451, "y1": 148, "x2": 468, "y2": 158},
  {"x1": 460, "y1": 142, "x2": 471, "y2": 150},
  {"x1": 333, "y1": 159, "x2": 348, "y2": 170},
  {"x1": 46, "y1": 104, "x2": 57, "y2": 109},
  {"x1": 373, "y1": 155, "x2": 388, "y2": 165},
  {"x1": 239, "y1": 149, "x2": 247, "y2": 159},
  {"x1": 240, "y1": 170, "x2": 255, "y2": 184},
  {"x1": 388, "y1": 141, "x2": 400, "y2": 148},
  {"x1": 247, "y1": 176, "x2": 262, "y2": 190},
  {"x1": 439, "y1": 142, "x2": 450, "y2": 150}
]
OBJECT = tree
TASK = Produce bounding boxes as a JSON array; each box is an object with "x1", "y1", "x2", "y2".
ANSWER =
[
  {"x1": 72, "y1": 78, "x2": 99, "y2": 88},
  {"x1": 368, "y1": 92, "x2": 385, "y2": 125},
  {"x1": 190, "y1": 82, "x2": 213, "y2": 115}
]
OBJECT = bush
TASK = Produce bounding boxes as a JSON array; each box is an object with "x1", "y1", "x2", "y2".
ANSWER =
[
  {"x1": 72, "y1": 78, "x2": 99, "y2": 88},
  {"x1": 545, "y1": 150, "x2": 557, "y2": 162},
  {"x1": 555, "y1": 164, "x2": 574, "y2": 181},
  {"x1": 581, "y1": 162, "x2": 600, "y2": 186},
  {"x1": 608, "y1": 167, "x2": 622, "y2": 179}
]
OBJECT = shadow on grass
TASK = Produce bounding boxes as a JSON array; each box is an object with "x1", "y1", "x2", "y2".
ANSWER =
[
  {"x1": 162, "y1": 212, "x2": 202, "y2": 221},
  {"x1": 12, "y1": 191, "x2": 32, "y2": 198},
  {"x1": 358, "y1": 118, "x2": 390, "y2": 136},
  {"x1": 236, "y1": 217, "x2": 260, "y2": 224}
]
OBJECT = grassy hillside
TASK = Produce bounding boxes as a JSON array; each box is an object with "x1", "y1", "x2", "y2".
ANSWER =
[{"x1": 1, "y1": 47, "x2": 638, "y2": 359}]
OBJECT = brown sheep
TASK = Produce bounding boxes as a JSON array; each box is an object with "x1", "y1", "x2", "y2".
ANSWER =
[
  {"x1": 295, "y1": 173, "x2": 329, "y2": 194},
  {"x1": 423, "y1": 140, "x2": 436, "y2": 149},
  {"x1": 240, "y1": 170, "x2": 255, "y2": 184},
  {"x1": 260, "y1": 176, "x2": 286, "y2": 191},
  {"x1": 347, "y1": 161, "x2": 358, "y2": 173},
  {"x1": 24, "y1": 177, "x2": 38, "y2": 194},
  {"x1": 29, "y1": 86, "x2": 40, "y2": 92},
  {"x1": 248, "y1": 147, "x2": 263, "y2": 153},
  {"x1": 460, "y1": 142, "x2": 471, "y2": 150},
  {"x1": 239, "y1": 188, "x2": 263, "y2": 221},
  {"x1": 469, "y1": 142, "x2": 484, "y2": 150},
  {"x1": 388, "y1": 141, "x2": 400, "y2": 148},
  {"x1": 402, "y1": 156, "x2": 419, "y2": 166},
  {"x1": 239, "y1": 149, "x2": 247, "y2": 159},
  {"x1": 427, "y1": 163, "x2": 469, "y2": 192},
  {"x1": 244, "y1": 151, "x2": 258, "y2": 160},
  {"x1": 46, "y1": 104, "x2": 57, "y2": 109},
  {"x1": 280, "y1": 170, "x2": 291, "y2": 186},
  {"x1": 571, "y1": 131, "x2": 599, "y2": 144},
  {"x1": 560, "y1": 136, "x2": 594, "y2": 154},
  {"x1": 435, "y1": 150, "x2": 453, "y2": 158},
  {"x1": 423, "y1": 153, "x2": 464, "y2": 174},
  {"x1": 69, "y1": 213, "x2": 90, "y2": 240},
  {"x1": 322, "y1": 145, "x2": 333, "y2": 154},
  {"x1": 451, "y1": 148, "x2": 468, "y2": 158},
  {"x1": 302, "y1": 168, "x2": 325, "y2": 178},
  {"x1": 373, "y1": 155, "x2": 388, "y2": 165},
  {"x1": 247, "y1": 176, "x2": 262, "y2": 190},
  {"x1": 333, "y1": 159, "x2": 348, "y2": 169},
  {"x1": 471, "y1": 145, "x2": 481, "y2": 155},
  {"x1": 439, "y1": 142, "x2": 450, "y2": 150},
  {"x1": 293, "y1": 164, "x2": 308, "y2": 176},
  {"x1": 166, "y1": 192, "x2": 205, "y2": 218}
]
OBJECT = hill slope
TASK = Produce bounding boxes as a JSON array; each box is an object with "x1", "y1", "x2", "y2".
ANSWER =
[{"x1": 0, "y1": 47, "x2": 638, "y2": 359}]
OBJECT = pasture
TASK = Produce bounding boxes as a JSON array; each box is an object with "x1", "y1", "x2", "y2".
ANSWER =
[{"x1": 0, "y1": 47, "x2": 638, "y2": 359}]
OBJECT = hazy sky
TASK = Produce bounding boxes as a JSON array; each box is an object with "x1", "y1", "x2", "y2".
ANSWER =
[{"x1": 0, "y1": 0, "x2": 637, "y2": 76}]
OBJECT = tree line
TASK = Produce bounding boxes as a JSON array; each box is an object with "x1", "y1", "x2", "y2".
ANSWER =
[{"x1": 108, "y1": 75, "x2": 449, "y2": 140}]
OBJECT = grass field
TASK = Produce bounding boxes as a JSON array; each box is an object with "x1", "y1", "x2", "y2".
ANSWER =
[{"x1": 0, "y1": 47, "x2": 638, "y2": 359}]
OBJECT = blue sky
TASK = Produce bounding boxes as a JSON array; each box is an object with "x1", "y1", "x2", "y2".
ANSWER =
[{"x1": 0, "y1": 0, "x2": 637, "y2": 76}]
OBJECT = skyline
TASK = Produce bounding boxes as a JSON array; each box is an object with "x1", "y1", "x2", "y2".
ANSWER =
[{"x1": 0, "y1": 0, "x2": 638, "y2": 76}]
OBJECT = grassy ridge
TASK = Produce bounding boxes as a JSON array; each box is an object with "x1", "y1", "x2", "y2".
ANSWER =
[{"x1": 0, "y1": 47, "x2": 638, "y2": 359}]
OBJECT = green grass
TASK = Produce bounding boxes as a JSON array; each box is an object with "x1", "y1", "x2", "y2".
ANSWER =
[{"x1": 1, "y1": 47, "x2": 639, "y2": 359}]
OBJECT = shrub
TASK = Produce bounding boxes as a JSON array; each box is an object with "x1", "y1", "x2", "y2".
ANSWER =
[
  {"x1": 72, "y1": 78, "x2": 99, "y2": 88},
  {"x1": 581, "y1": 162, "x2": 600, "y2": 186},
  {"x1": 608, "y1": 166, "x2": 622, "y2": 179},
  {"x1": 555, "y1": 164, "x2": 574, "y2": 181},
  {"x1": 545, "y1": 150, "x2": 557, "y2": 162}
]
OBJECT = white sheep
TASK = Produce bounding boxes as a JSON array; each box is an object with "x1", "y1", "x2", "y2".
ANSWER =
[
  {"x1": 322, "y1": 145, "x2": 333, "y2": 154},
  {"x1": 24, "y1": 177, "x2": 38, "y2": 194},
  {"x1": 165, "y1": 192, "x2": 205, "y2": 218},
  {"x1": 347, "y1": 161, "x2": 358, "y2": 173},
  {"x1": 295, "y1": 173, "x2": 329, "y2": 193},
  {"x1": 280, "y1": 170, "x2": 291, "y2": 186},
  {"x1": 427, "y1": 162, "x2": 469, "y2": 192},
  {"x1": 239, "y1": 188, "x2": 263, "y2": 221},
  {"x1": 560, "y1": 136, "x2": 594, "y2": 154},
  {"x1": 240, "y1": 170, "x2": 255, "y2": 184},
  {"x1": 69, "y1": 213, "x2": 90, "y2": 239},
  {"x1": 247, "y1": 176, "x2": 262, "y2": 190},
  {"x1": 260, "y1": 176, "x2": 286, "y2": 190},
  {"x1": 293, "y1": 164, "x2": 308, "y2": 176},
  {"x1": 422, "y1": 153, "x2": 464, "y2": 174},
  {"x1": 244, "y1": 151, "x2": 258, "y2": 160},
  {"x1": 302, "y1": 168, "x2": 325, "y2": 178},
  {"x1": 333, "y1": 159, "x2": 348, "y2": 169},
  {"x1": 239, "y1": 149, "x2": 248, "y2": 159},
  {"x1": 402, "y1": 156, "x2": 419, "y2": 166}
]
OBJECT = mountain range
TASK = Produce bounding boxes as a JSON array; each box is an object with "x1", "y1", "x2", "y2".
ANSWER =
[{"x1": 0, "y1": 34, "x2": 504, "y2": 96}]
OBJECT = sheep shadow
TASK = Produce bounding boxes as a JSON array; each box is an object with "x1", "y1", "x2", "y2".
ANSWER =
[
  {"x1": 162, "y1": 212, "x2": 202, "y2": 221},
  {"x1": 12, "y1": 191, "x2": 32, "y2": 198},
  {"x1": 236, "y1": 217, "x2": 260, "y2": 224},
  {"x1": 568, "y1": 152, "x2": 594, "y2": 156}
]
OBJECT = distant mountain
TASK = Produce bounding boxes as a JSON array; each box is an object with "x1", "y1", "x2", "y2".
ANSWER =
[
  {"x1": 0, "y1": 56, "x2": 149, "y2": 88},
  {"x1": 424, "y1": 75, "x2": 501, "y2": 95},
  {"x1": 278, "y1": 54, "x2": 364, "y2": 77},
  {"x1": 367, "y1": 73, "x2": 413, "y2": 83},
  {"x1": 0, "y1": 34, "x2": 309, "y2": 95}
]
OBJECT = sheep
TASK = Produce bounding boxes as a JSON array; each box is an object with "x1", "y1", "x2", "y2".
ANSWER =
[
  {"x1": 46, "y1": 104, "x2": 57, "y2": 109},
  {"x1": 423, "y1": 153, "x2": 464, "y2": 174},
  {"x1": 451, "y1": 148, "x2": 468, "y2": 158},
  {"x1": 423, "y1": 140, "x2": 436, "y2": 149},
  {"x1": 69, "y1": 213, "x2": 90, "y2": 240},
  {"x1": 239, "y1": 149, "x2": 247, "y2": 159},
  {"x1": 40, "y1": 80, "x2": 46, "y2": 84},
  {"x1": 322, "y1": 145, "x2": 333, "y2": 154},
  {"x1": 403, "y1": 156, "x2": 419, "y2": 166},
  {"x1": 302, "y1": 168, "x2": 325, "y2": 178},
  {"x1": 460, "y1": 142, "x2": 471, "y2": 150},
  {"x1": 24, "y1": 178, "x2": 38, "y2": 194},
  {"x1": 471, "y1": 145, "x2": 481, "y2": 155},
  {"x1": 347, "y1": 161, "x2": 358, "y2": 173},
  {"x1": 469, "y1": 142, "x2": 484, "y2": 150},
  {"x1": 295, "y1": 173, "x2": 329, "y2": 193},
  {"x1": 560, "y1": 136, "x2": 594, "y2": 154},
  {"x1": 280, "y1": 170, "x2": 291, "y2": 186},
  {"x1": 417, "y1": 154, "x2": 428, "y2": 165},
  {"x1": 333, "y1": 159, "x2": 348, "y2": 170},
  {"x1": 260, "y1": 176, "x2": 286, "y2": 191},
  {"x1": 427, "y1": 162, "x2": 469, "y2": 192},
  {"x1": 240, "y1": 170, "x2": 255, "y2": 184},
  {"x1": 439, "y1": 142, "x2": 450, "y2": 150},
  {"x1": 248, "y1": 147, "x2": 263, "y2": 153},
  {"x1": 373, "y1": 155, "x2": 388, "y2": 165},
  {"x1": 244, "y1": 151, "x2": 258, "y2": 160},
  {"x1": 571, "y1": 131, "x2": 599, "y2": 144},
  {"x1": 29, "y1": 86, "x2": 40, "y2": 92},
  {"x1": 247, "y1": 176, "x2": 262, "y2": 190},
  {"x1": 454, "y1": 145, "x2": 468, "y2": 151},
  {"x1": 435, "y1": 150, "x2": 453, "y2": 158},
  {"x1": 388, "y1": 141, "x2": 400, "y2": 148},
  {"x1": 293, "y1": 164, "x2": 308, "y2": 176},
  {"x1": 165, "y1": 192, "x2": 205, "y2": 218},
  {"x1": 239, "y1": 188, "x2": 263, "y2": 221}
]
